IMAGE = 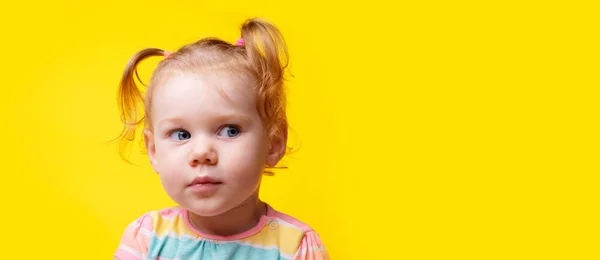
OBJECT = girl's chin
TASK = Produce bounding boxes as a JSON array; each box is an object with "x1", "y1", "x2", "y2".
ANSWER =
[{"x1": 183, "y1": 199, "x2": 231, "y2": 217}]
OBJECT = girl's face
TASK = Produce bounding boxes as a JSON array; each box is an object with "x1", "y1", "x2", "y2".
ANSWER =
[{"x1": 144, "y1": 72, "x2": 284, "y2": 217}]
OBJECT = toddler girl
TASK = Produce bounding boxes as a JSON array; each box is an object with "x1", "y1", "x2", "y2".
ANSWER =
[{"x1": 112, "y1": 18, "x2": 329, "y2": 260}]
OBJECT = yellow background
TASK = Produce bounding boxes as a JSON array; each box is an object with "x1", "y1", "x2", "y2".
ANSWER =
[{"x1": 1, "y1": 0, "x2": 598, "y2": 259}]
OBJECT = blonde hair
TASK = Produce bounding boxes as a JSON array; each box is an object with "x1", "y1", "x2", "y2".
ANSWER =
[{"x1": 116, "y1": 18, "x2": 290, "y2": 174}]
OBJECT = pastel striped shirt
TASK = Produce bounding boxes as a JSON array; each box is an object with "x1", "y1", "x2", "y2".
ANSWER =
[{"x1": 114, "y1": 204, "x2": 329, "y2": 260}]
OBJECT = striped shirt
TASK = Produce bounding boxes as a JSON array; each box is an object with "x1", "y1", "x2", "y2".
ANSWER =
[{"x1": 114, "y1": 204, "x2": 329, "y2": 260}]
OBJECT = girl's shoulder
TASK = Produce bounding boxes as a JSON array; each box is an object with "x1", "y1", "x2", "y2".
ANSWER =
[
  {"x1": 265, "y1": 205, "x2": 329, "y2": 259},
  {"x1": 266, "y1": 204, "x2": 314, "y2": 233},
  {"x1": 126, "y1": 206, "x2": 185, "y2": 225}
]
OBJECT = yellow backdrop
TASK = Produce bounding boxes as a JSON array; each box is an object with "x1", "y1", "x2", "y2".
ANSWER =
[{"x1": 1, "y1": 0, "x2": 598, "y2": 259}]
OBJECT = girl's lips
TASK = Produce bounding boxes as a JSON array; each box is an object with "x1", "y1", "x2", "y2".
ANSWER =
[
  {"x1": 189, "y1": 176, "x2": 222, "y2": 186},
  {"x1": 188, "y1": 176, "x2": 223, "y2": 195}
]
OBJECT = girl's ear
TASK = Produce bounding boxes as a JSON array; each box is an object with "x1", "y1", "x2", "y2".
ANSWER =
[
  {"x1": 144, "y1": 129, "x2": 159, "y2": 171},
  {"x1": 266, "y1": 123, "x2": 288, "y2": 167}
]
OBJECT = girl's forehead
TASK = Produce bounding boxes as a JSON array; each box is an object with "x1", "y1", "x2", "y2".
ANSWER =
[
  {"x1": 150, "y1": 74, "x2": 259, "y2": 124},
  {"x1": 156, "y1": 72, "x2": 254, "y2": 104}
]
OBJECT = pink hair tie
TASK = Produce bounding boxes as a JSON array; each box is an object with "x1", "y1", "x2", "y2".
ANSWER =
[
  {"x1": 235, "y1": 38, "x2": 245, "y2": 46},
  {"x1": 164, "y1": 51, "x2": 172, "y2": 58}
]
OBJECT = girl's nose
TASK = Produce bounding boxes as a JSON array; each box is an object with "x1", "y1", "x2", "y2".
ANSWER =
[{"x1": 189, "y1": 141, "x2": 218, "y2": 166}]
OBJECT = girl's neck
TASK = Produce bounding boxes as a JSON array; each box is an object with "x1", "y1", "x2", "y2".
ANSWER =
[{"x1": 187, "y1": 196, "x2": 267, "y2": 237}]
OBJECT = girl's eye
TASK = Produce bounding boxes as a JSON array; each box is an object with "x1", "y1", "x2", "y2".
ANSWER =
[
  {"x1": 218, "y1": 126, "x2": 241, "y2": 138},
  {"x1": 170, "y1": 130, "x2": 191, "y2": 140}
]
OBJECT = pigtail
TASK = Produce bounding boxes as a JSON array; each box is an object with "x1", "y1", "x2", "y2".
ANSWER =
[
  {"x1": 240, "y1": 18, "x2": 290, "y2": 139},
  {"x1": 116, "y1": 48, "x2": 168, "y2": 161},
  {"x1": 240, "y1": 18, "x2": 292, "y2": 175}
]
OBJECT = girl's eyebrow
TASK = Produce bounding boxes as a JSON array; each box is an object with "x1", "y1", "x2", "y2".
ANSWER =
[
  {"x1": 157, "y1": 117, "x2": 184, "y2": 127},
  {"x1": 214, "y1": 113, "x2": 251, "y2": 122}
]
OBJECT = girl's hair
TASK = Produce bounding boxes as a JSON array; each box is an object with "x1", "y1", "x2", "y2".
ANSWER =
[{"x1": 116, "y1": 18, "x2": 290, "y2": 174}]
